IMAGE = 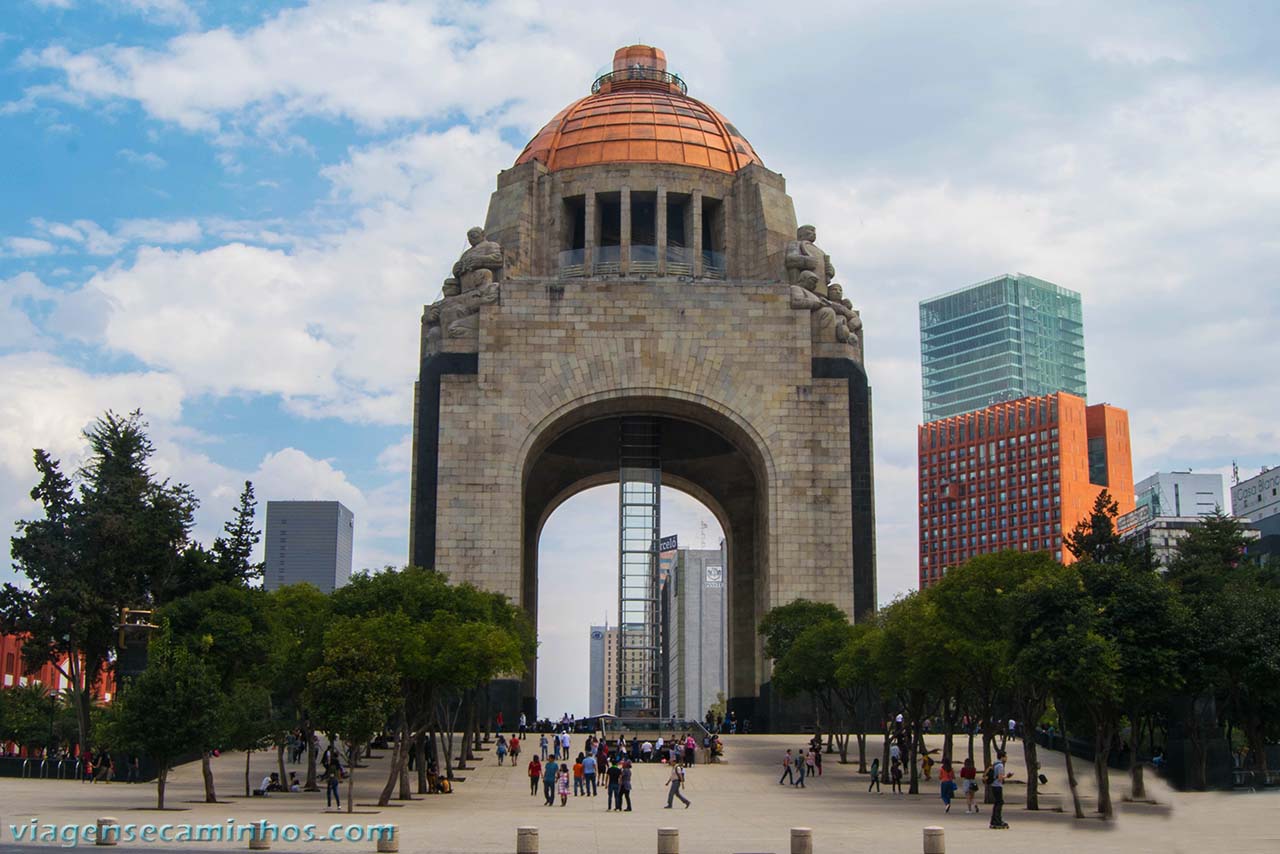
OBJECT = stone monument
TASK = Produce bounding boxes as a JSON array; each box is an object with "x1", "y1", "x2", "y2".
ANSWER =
[{"x1": 409, "y1": 45, "x2": 875, "y2": 730}]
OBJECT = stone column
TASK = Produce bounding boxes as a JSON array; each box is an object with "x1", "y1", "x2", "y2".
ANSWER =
[
  {"x1": 656, "y1": 186, "x2": 668, "y2": 276},
  {"x1": 620, "y1": 186, "x2": 632, "y2": 275},
  {"x1": 95, "y1": 818, "x2": 119, "y2": 847},
  {"x1": 584, "y1": 191, "x2": 596, "y2": 277},
  {"x1": 790, "y1": 828, "x2": 812, "y2": 854},
  {"x1": 516, "y1": 827, "x2": 539, "y2": 854},
  {"x1": 656, "y1": 828, "x2": 679, "y2": 854},
  {"x1": 691, "y1": 188, "x2": 703, "y2": 277},
  {"x1": 923, "y1": 826, "x2": 945, "y2": 854}
]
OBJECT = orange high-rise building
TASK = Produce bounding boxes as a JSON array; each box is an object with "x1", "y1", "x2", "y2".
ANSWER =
[{"x1": 917, "y1": 392, "x2": 1133, "y2": 587}]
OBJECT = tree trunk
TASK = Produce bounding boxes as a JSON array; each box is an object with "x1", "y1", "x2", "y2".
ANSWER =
[
  {"x1": 1128, "y1": 714, "x2": 1147, "y2": 801},
  {"x1": 1059, "y1": 713, "x2": 1084, "y2": 819},
  {"x1": 345, "y1": 741, "x2": 356, "y2": 814},
  {"x1": 157, "y1": 766, "x2": 168, "y2": 810},
  {"x1": 1093, "y1": 723, "x2": 1114, "y2": 819},
  {"x1": 415, "y1": 733, "x2": 428, "y2": 794},
  {"x1": 855, "y1": 732, "x2": 867, "y2": 772},
  {"x1": 201, "y1": 751, "x2": 217, "y2": 803},
  {"x1": 1023, "y1": 731, "x2": 1040, "y2": 810},
  {"x1": 304, "y1": 726, "x2": 319, "y2": 791},
  {"x1": 276, "y1": 744, "x2": 287, "y2": 793},
  {"x1": 880, "y1": 719, "x2": 892, "y2": 783},
  {"x1": 967, "y1": 728, "x2": 975, "y2": 763},
  {"x1": 834, "y1": 732, "x2": 849, "y2": 763},
  {"x1": 907, "y1": 720, "x2": 920, "y2": 795},
  {"x1": 377, "y1": 728, "x2": 402, "y2": 807},
  {"x1": 244, "y1": 749, "x2": 252, "y2": 797}
]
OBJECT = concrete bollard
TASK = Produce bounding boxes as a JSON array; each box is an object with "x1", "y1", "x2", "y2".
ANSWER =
[
  {"x1": 95, "y1": 817, "x2": 119, "y2": 847},
  {"x1": 923, "y1": 826, "x2": 945, "y2": 854},
  {"x1": 248, "y1": 825, "x2": 271, "y2": 851},
  {"x1": 516, "y1": 826, "x2": 539, "y2": 854},
  {"x1": 657, "y1": 827, "x2": 679, "y2": 854},
  {"x1": 375, "y1": 826, "x2": 398, "y2": 853},
  {"x1": 790, "y1": 827, "x2": 813, "y2": 854}
]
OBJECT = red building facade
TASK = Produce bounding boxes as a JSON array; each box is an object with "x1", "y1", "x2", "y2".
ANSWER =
[{"x1": 917, "y1": 392, "x2": 1134, "y2": 588}]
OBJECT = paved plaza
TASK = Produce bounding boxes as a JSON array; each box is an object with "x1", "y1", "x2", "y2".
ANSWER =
[{"x1": 0, "y1": 734, "x2": 1275, "y2": 854}]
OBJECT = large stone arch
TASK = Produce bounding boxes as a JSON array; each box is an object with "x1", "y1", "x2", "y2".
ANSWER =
[{"x1": 515, "y1": 390, "x2": 775, "y2": 719}]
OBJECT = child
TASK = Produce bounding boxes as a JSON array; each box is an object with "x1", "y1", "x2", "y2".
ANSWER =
[
  {"x1": 891, "y1": 757, "x2": 903, "y2": 794},
  {"x1": 557, "y1": 765, "x2": 570, "y2": 806},
  {"x1": 868, "y1": 757, "x2": 881, "y2": 793}
]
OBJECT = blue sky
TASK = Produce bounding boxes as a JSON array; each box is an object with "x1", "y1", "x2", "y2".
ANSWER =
[{"x1": 3, "y1": 0, "x2": 1279, "y2": 714}]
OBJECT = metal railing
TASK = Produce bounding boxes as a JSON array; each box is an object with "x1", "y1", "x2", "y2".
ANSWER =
[
  {"x1": 665, "y1": 245, "x2": 692, "y2": 277},
  {"x1": 558, "y1": 248, "x2": 585, "y2": 278},
  {"x1": 591, "y1": 66, "x2": 687, "y2": 95},
  {"x1": 594, "y1": 245, "x2": 621, "y2": 276},
  {"x1": 701, "y1": 250, "x2": 725, "y2": 279},
  {"x1": 630, "y1": 244, "x2": 658, "y2": 274}
]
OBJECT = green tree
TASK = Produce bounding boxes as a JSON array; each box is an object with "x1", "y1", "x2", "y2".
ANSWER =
[
  {"x1": 265, "y1": 583, "x2": 332, "y2": 791},
  {"x1": 771, "y1": 618, "x2": 855, "y2": 759},
  {"x1": 4, "y1": 412, "x2": 200, "y2": 756},
  {"x1": 160, "y1": 583, "x2": 272, "y2": 803},
  {"x1": 111, "y1": 622, "x2": 220, "y2": 809},
  {"x1": 832, "y1": 621, "x2": 881, "y2": 770},
  {"x1": 305, "y1": 622, "x2": 399, "y2": 815},
  {"x1": 210, "y1": 481, "x2": 263, "y2": 585},
  {"x1": 758, "y1": 599, "x2": 847, "y2": 662},
  {"x1": 1064, "y1": 490, "x2": 1131, "y2": 566}
]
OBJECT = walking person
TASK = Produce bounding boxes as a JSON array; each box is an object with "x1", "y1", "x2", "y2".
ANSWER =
[
  {"x1": 890, "y1": 757, "x2": 903, "y2": 794},
  {"x1": 543, "y1": 757, "x2": 559, "y2": 806},
  {"x1": 540, "y1": 733, "x2": 549, "y2": 761},
  {"x1": 684, "y1": 734, "x2": 697, "y2": 767},
  {"x1": 794, "y1": 749, "x2": 807, "y2": 788},
  {"x1": 664, "y1": 762, "x2": 690, "y2": 809},
  {"x1": 961, "y1": 757, "x2": 978, "y2": 813},
  {"x1": 573, "y1": 753, "x2": 585, "y2": 797},
  {"x1": 605, "y1": 758, "x2": 623, "y2": 811},
  {"x1": 561, "y1": 731, "x2": 572, "y2": 763},
  {"x1": 528, "y1": 756, "x2": 542, "y2": 796},
  {"x1": 583, "y1": 751, "x2": 598, "y2": 796},
  {"x1": 989, "y1": 750, "x2": 1012, "y2": 829},
  {"x1": 868, "y1": 757, "x2": 881, "y2": 793},
  {"x1": 519, "y1": 712, "x2": 527, "y2": 737},
  {"x1": 557, "y1": 764, "x2": 570, "y2": 806},
  {"x1": 779, "y1": 749, "x2": 794, "y2": 785},
  {"x1": 619, "y1": 758, "x2": 633, "y2": 811},
  {"x1": 805, "y1": 747, "x2": 817, "y2": 779},
  {"x1": 325, "y1": 755, "x2": 342, "y2": 809},
  {"x1": 510, "y1": 735, "x2": 521, "y2": 765},
  {"x1": 939, "y1": 760, "x2": 957, "y2": 813},
  {"x1": 496, "y1": 734, "x2": 508, "y2": 766},
  {"x1": 813, "y1": 746, "x2": 822, "y2": 777}
]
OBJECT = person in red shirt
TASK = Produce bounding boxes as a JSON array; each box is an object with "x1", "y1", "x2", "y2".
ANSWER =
[
  {"x1": 528, "y1": 757, "x2": 542, "y2": 796},
  {"x1": 960, "y1": 757, "x2": 978, "y2": 813}
]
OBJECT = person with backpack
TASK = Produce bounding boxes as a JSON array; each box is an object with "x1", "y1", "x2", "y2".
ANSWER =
[
  {"x1": 939, "y1": 760, "x2": 957, "y2": 813},
  {"x1": 868, "y1": 757, "x2": 881, "y2": 793},
  {"x1": 794, "y1": 748, "x2": 807, "y2": 788},
  {"x1": 543, "y1": 756, "x2": 559, "y2": 806},
  {"x1": 665, "y1": 762, "x2": 690, "y2": 808},
  {"x1": 989, "y1": 749, "x2": 1012, "y2": 829}
]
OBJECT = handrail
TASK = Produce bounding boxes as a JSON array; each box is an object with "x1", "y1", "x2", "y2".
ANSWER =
[
  {"x1": 592, "y1": 67, "x2": 687, "y2": 95},
  {"x1": 21, "y1": 759, "x2": 31, "y2": 778},
  {"x1": 39, "y1": 758, "x2": 49, "y2": 778}
]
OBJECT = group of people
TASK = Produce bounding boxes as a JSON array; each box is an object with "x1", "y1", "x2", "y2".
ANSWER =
[
  {"x1": 777, "y1": 736, "x2": 824, "y2": 788},
  {"x1": 518, "y1": 732, "x2": 693, "y2": 811}
]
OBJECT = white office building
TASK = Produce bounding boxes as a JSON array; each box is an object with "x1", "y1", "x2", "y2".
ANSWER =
[
  {"x1": 1231, "y1": 466, "x2": 1280, "y2": 525},
  {"x1": 1135, "y1": 471, "x2": 1224, "y2": 519}
]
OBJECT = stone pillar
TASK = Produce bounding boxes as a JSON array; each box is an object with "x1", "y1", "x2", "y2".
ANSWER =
[
  {"x1": 516, "y1": 827, "x2": 539, "y2": 854},
  {"x1": 790, "y1": 827, "x2": 812, "y2": 854},
  {"x1": 584, "y1": 191, "x2": 596, "y2": 276},
  {"x1": 656, "y1": 186, "x2": 668, "y2": 276},
  {"x1": 620, "y1": 186, "x2": 632, "y2": 275},
  {"x1": 95, "y1": 818, "x2": 119, "y2": 847},
  {"x1": 248, "y1": 825, "x2": 270, "y2": 851},
  {"x1": 657, "y1": 827, "x2": 679, "y2": 854},
  {"x1": 923, "y1": 826, "x2": 945, "y2": 854},
  {"x1": 691, "y1": 189, "x2": 703, "y2": 277},
  {"x1": 376, "y1": 827, "x2": 398, "y2": 853}
]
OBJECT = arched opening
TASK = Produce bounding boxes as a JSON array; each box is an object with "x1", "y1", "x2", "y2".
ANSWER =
[
  {"x1": 516, "y1": 393, "x2": 773, "y2": 723},
  {"x1": 536, "y1": 484, "x2": 726, "y2": 720}
]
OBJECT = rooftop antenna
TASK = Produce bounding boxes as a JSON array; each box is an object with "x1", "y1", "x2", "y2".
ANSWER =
[{"x1": 1232, "y1": 459, "x2": 1239, "y2": 486}]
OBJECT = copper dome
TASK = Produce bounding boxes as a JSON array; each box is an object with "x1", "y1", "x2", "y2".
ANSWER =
[{"x1": 516, "y1": 45, "x2": 763, "y2": 173}]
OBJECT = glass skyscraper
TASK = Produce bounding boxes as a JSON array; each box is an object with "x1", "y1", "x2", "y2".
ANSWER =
[{"x1": 920, "y1": 273, "x2": 1086, "y2": 422}]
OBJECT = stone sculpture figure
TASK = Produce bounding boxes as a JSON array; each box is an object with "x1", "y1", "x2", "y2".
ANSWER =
[
  {"x1": 452, "y1": 226, "x2": 504, "y2": 292},
  {"x1": 424, "y1": 227, "x2": 505, "y2": 356},
  {"x1": 790, "y1": 279, "x2": 862, "y2": 353},
  {"x1": 784, "y1": 225, "x2": 835, "y2": 297}
]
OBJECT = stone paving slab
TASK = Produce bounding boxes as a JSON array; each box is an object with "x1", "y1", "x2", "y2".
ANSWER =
[{"x1": 0, "y1": 734, "x2": 1275, "y2": 854}]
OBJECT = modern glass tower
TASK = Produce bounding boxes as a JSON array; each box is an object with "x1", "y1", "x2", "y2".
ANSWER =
[{"x1": 920, "y1": 273, "x2": 1086, "y2": 422}]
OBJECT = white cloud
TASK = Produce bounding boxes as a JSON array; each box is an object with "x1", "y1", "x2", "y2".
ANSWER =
[
  {"x1": 4, "y1": 237, "x2": 56, "y2": 257},
  {"x1": 118, "y1": 147, "x2": 167, "y2": 169},
  {"x1": 376, "y1": 433, "x2": 412, "y2": 474}
]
